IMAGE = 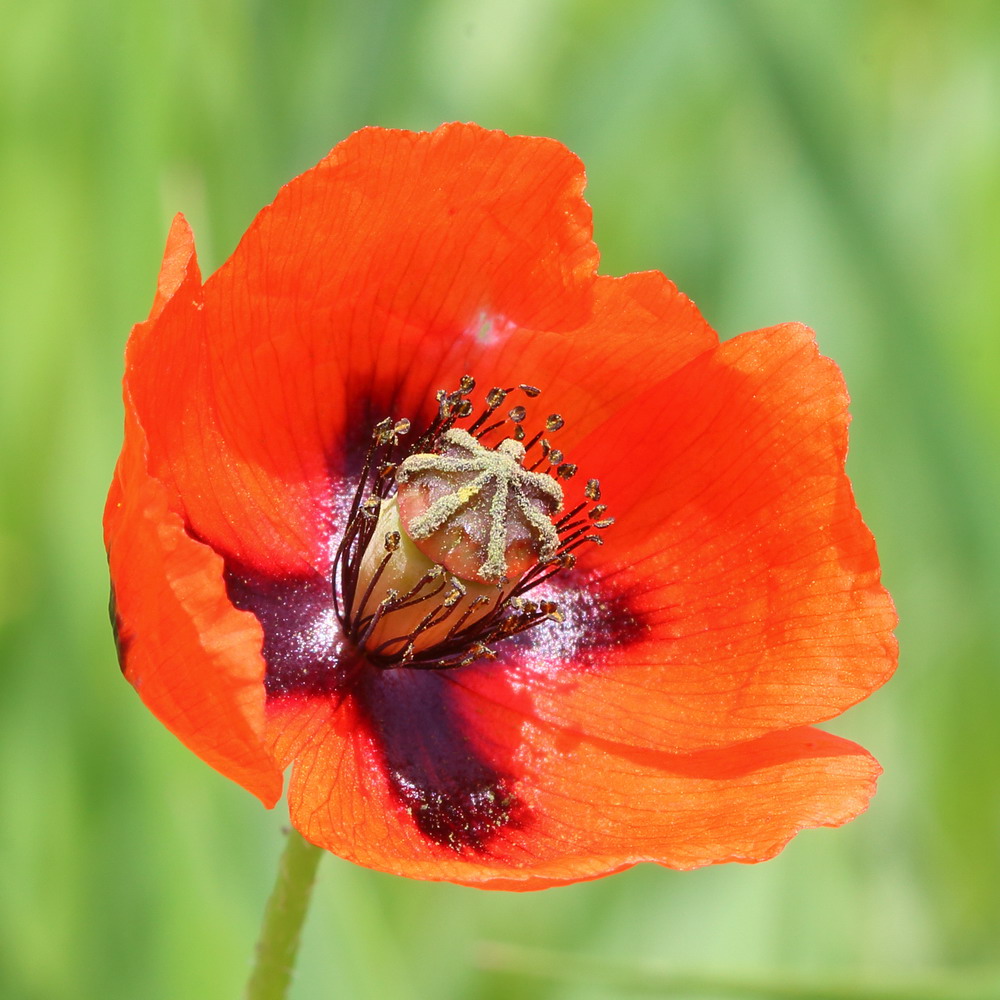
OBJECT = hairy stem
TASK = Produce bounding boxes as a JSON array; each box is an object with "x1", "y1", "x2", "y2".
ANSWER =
[{"x1": 245, "y1": 828, "x2": 323, "y2": 1000}]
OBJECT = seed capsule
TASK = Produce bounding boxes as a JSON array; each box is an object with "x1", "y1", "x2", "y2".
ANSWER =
[{"x1": 395, "y1": 428, "x2": 564, "y2": 585}]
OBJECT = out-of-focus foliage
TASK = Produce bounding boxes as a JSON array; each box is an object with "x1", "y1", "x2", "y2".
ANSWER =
[{"x1": 2, "y1": 1, "x2": 998, "y2": 998}]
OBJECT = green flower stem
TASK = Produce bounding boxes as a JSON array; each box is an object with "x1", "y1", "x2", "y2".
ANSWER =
[{"x1": 246, "y1": 828, "x2": 324, "y2": 1000}]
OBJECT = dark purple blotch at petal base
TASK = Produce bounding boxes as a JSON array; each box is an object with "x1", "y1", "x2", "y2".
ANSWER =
[
  {"x1": 506, "y1": 571, "x2": 648, "y2": 666},
  {"x1": 223, "y1": 563, "x2": 517, "y2": 852},
  {"x1": 224, "y1": 567, "x2": 347, "y2": 697},
  {"x1": 222, "y1": 558, "x2": 645, "y2": 853},
  {"x1": 356, "y1": 667, "x2": 518, "y2": 851}
]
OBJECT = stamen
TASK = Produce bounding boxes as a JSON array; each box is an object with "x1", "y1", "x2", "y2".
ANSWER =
[
  {"x1": 467, "y1": 386, "x2": 512, "y2": 435},
  {"x1": 329, "y1": 375, "x2": 612, "y2": 672},
  {"x1": 555, "y1": 502, "x2": 588, "y2": 528},
  {"x1": 474, "y1": 419, "x2": 507, "y2": 439},
  {"x1": 444, "y1": 595, "x2": 493, "y2": 639},
  {"x1": 352, "y1": 538, "x2": 395, "y2": 623}
]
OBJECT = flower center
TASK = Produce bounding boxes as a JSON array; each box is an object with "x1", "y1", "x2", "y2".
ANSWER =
[
  {"x1": 331, "y1": 377, "x2": 613, "y2": 670},
  {"x1": 396, "y1": 427, "x2": 564, "y2": 585}
]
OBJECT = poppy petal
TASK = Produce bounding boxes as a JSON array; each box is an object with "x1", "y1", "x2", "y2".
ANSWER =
[
  {"x1": 105, "y1": 220, "x2": 281, "y2": 806},
  {"x1": 503, "y1": 323, "x2": 896, "y2": 753},
  {"x1": 270, "y1": 684, "x2": 878, "y2": 888},
  {"x1": 123, "y1": 216, "x2": 332, "y2": 576},
  {"x1": 127, "y1": 124, "x2": 605, "y2": 577},
  {"x1": 467, "y1": 723, "x2": 880, "y2": 891},
  {"x1": 125, "y1": 129, "x2": 716, "y2": 580},
  {"x1": 104, "y1": 404, "x2": 282, "y2": 805},
  {"x1": 388, "y1": 269, "x2": 719, "y2": 454}
]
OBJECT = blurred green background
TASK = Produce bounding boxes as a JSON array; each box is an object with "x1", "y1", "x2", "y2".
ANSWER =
[{"x1": 2, "y1": 0, "x2": 999, "y2": 997}]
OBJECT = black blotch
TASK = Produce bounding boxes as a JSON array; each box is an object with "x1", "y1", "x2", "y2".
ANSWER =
[
  {"x1": 567, "y1": 578, "x2": 649, "y2": 665},
  {"x1": 355, "y1": 667, "x2": 517, "y2": 852},
  {"x1": 223, "y1": 566, "x2": 351, "y2": 698},
  {"x1": 578, "y1": 582, "x2": 651, "y2": 665},
  {"x1": 226, "y1": 562, "x2": 518, "y2": 853}
]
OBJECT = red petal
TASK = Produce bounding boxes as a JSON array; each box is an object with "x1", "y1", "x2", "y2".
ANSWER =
[
  {"x1": 150, "y1": 213, "x2": 198, "y2": 320},
  {"x1": 123, "y1": 216, "x2": 331, "y2": 575},
  {"x1": 128, "y1": 126, "x2": 601, "y2": 570},
  {"x1": 105, "y1": 220, "x2": 281, "y2": 806},
  {"x1": 519, "y1": 323, "x2": 896, "y2": 752},
  {"x1": 269, "y1": 692, "x2": 879, "y2": 888},
  {"x1": 124, "y1": 129, "x2": 715, "y2": 579},
  {"x1": 388, "y1": 270, "x2": 719, "y2": 453},
  {"x1": 467, "y1": 724, "x2": 881, "y2": 890}
]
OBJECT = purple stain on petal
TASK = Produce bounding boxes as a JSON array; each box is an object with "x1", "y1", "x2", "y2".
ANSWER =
[
  {"x1": 224, "y1": 568, "x2": 348, "y2": 698},
  {"x1": 356, "y1": 667, "x2": 518, "y2": 852},
  {"x1": 222, "y1": 555, "x2": 637, "y2": 853},
  {"x1": 508, "y1": 571, "x2": 648, "y2": 671},
  {"x1": 223, "y1": 563, "x2": 519, "y2": 852}
]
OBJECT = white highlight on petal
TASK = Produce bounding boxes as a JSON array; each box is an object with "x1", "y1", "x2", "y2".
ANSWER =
[
  {"x1": 468, "y1": 309, "x2": 517, "y2": 347},
  {"x1": 289, "y1": 603, "x2": 340, "y2": 662},
  {"x1": 502, "y1": 577, "x2": 612, "y2": 694}
]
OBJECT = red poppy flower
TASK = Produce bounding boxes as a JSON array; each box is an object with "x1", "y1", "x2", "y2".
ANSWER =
[{"x1": 104, "y1": 123, "x2": 897, "y2": 889}]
